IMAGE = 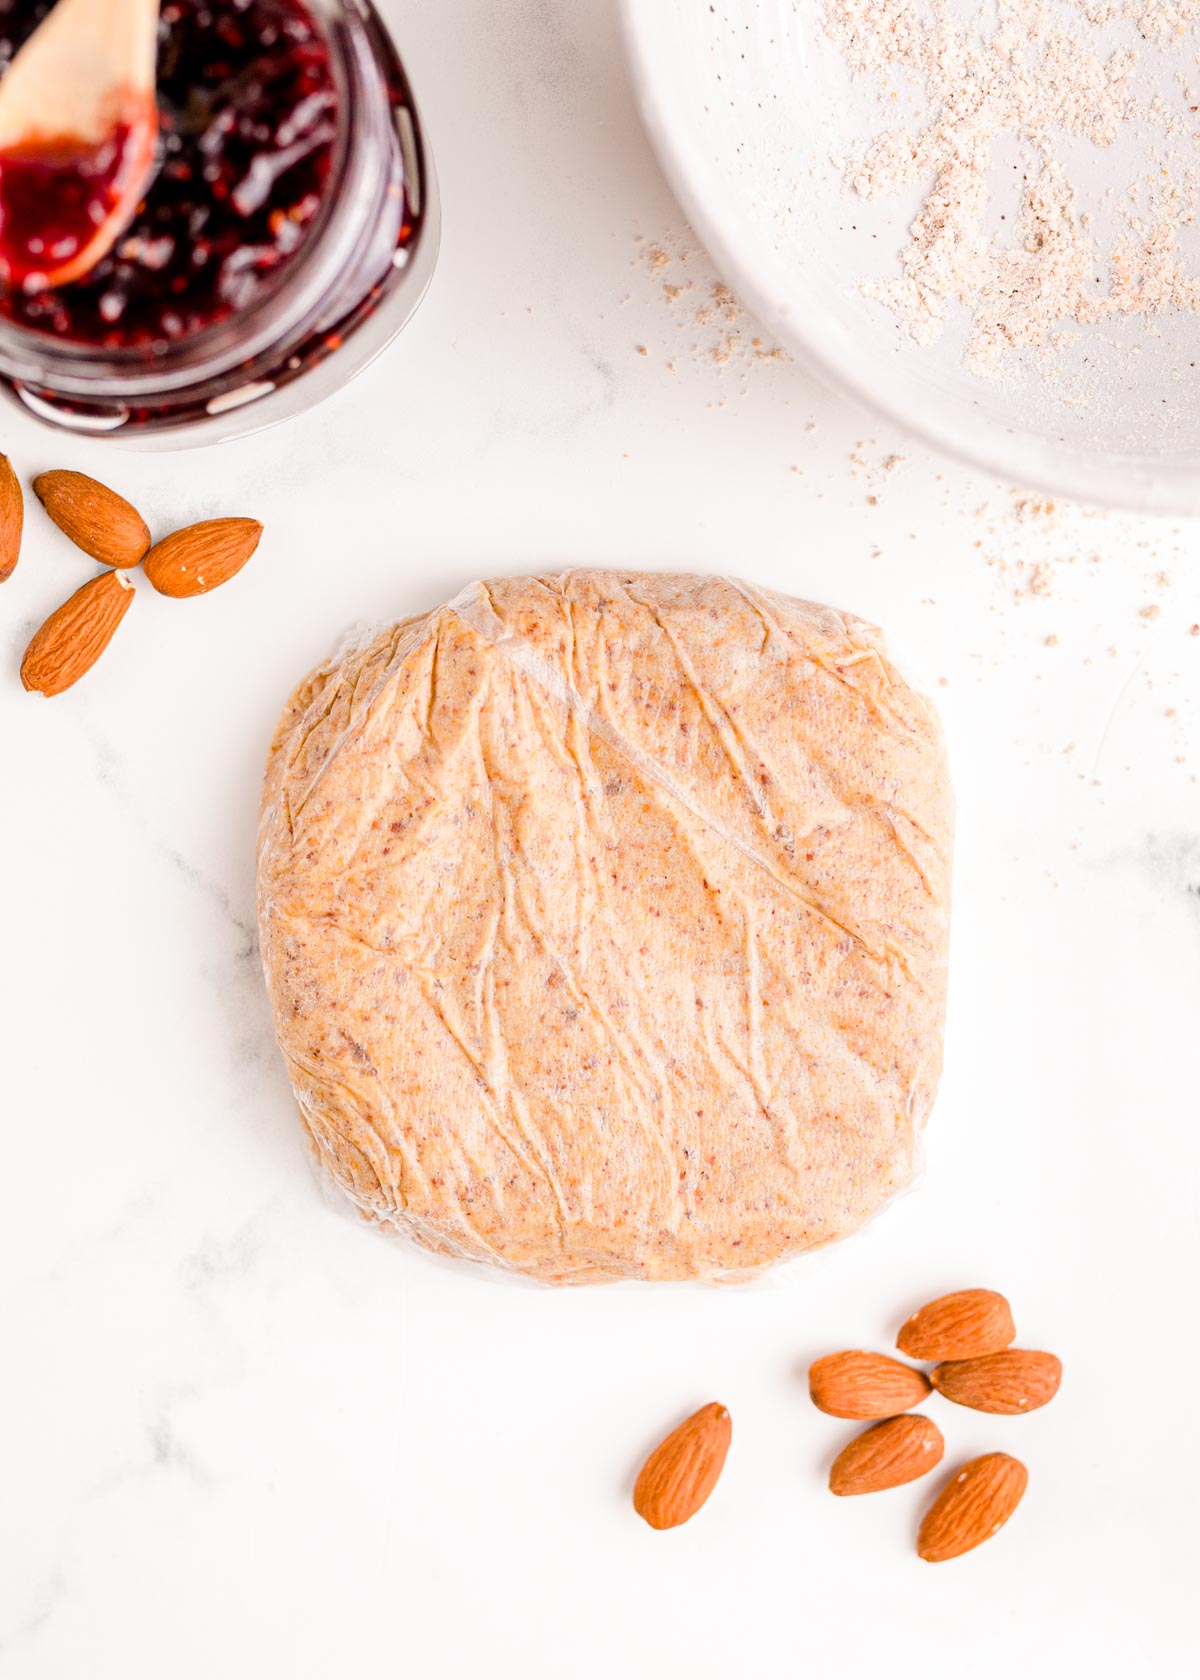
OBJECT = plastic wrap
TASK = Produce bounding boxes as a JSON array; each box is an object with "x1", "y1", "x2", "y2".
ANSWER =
[{"x1": 256, "y1": 571, "x2": 953, "y2": 1284}]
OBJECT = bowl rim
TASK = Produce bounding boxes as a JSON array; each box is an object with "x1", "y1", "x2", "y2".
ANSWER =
[{"x1": 620, "y1": 0, "x2": 1200, "y2": 517}]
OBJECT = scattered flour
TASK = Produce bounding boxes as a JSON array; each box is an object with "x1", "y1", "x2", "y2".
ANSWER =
[
  {"x1": 633, "y1": 234, "x2": 787, "y2": 372},
  {"x1": 822, "y1": 0, "x2": 1200, "y2": 373}
]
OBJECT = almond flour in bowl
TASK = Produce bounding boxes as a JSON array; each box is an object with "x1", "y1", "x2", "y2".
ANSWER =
[
  {"x1": 824, "y1": 0, "x2": 1200, "y2": 379},
  {"x1": 623, "y1": 0, "x2": 1200, "y2": 511}
]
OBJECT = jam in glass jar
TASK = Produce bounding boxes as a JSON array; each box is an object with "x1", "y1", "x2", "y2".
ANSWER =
[{"x1": 0, "y1": 0, "x2": 438, "y2": 439}]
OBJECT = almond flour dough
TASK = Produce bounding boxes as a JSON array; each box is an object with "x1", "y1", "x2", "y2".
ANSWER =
[{"x1": 256, "y1": 572, "x2": 953, "y2": 1283}]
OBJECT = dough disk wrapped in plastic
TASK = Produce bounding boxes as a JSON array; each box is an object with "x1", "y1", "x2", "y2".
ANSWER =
[{"x1": 257, "y1": 571, "x2": 953, "y2": 1283}]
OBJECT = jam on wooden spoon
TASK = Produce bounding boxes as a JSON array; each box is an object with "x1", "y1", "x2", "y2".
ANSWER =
[{"x1": 0, "y1": 0, "x2": 159, "y2": 291}]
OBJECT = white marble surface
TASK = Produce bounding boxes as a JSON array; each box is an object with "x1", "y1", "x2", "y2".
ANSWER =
[{"x1": 2, "y1": 2, "x2": 1198, "y2": 1674}]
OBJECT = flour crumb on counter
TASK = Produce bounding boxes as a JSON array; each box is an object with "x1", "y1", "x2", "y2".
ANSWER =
[{"x1": 631, "y1": 231, "x2": 788, "y2": 374}]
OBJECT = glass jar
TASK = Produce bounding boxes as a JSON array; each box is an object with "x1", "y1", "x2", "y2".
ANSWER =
[{"x1": 0, "y1": 0, "x2": 438, "y2": 444}]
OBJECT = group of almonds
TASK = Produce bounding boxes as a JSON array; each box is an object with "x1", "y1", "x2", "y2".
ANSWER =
[
  {"x1": 0, "y1": 452, "x2": 262, "y2": 697},
  {"x1": 633, "y1": 1288, "x2": 1062, "y2": 1564}
]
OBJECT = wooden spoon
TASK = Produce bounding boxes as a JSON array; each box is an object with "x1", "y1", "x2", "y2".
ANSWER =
[{"x1": 0, "y1": 0, "x2": 160, "y2": 291}]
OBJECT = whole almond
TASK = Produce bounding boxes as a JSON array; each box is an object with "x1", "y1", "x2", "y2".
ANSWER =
[
  {"x1": 829, "y1": 1414, "x2": 944, "y2": 1496},
  {"x1": 33, "y1": 470, "x2": 150, "y2": 568},
  {"x1": 918, "y1": 1453, "x2": 1028, "y2": 1562},
  {"x1": 931, "y1": 1349, "x2": 1062, "y2": 1415},
  {"x1": 21, "y1": 569, "x2": 135, "y2": 696},
  {"x1": 809, "y1": 1351, "x2": 932, "y2": 1420},
  {"x1": 633, "y1": 1402, "x2": 732, "y2": 1530},
  {"x1": 143, "y1": 517, "x2": 262, "y2": 598},
  {"x1": 0, "y1": 453, "x2": 23, "y2": 581},
  {"x1": 897, "y1": 1289, "x2": 1016, "y2": 1361}
]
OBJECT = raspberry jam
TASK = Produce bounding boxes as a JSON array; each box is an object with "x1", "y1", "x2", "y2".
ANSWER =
[
  {"x1": 0, "y1": 120, "x2": 150, "y2": 290},
  {"x1": 0, "y1": 0, "x2": 340, "y2": 346},
  {"x1": 0, "y1": 0, "x2": 433, "y2": 436}
]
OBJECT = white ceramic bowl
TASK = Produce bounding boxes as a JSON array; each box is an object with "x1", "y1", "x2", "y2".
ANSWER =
[{"x1": 622, "y1": 0, "x2": 1200, "y2": 514}]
